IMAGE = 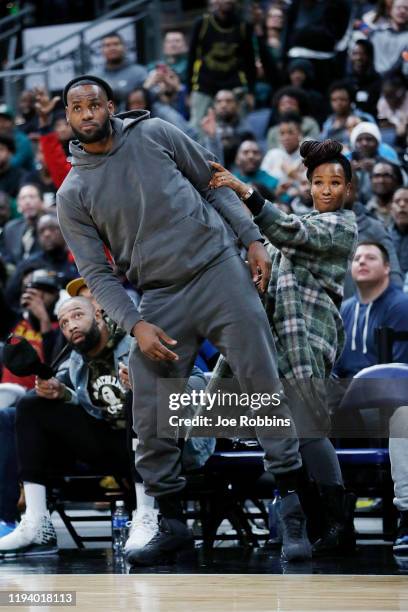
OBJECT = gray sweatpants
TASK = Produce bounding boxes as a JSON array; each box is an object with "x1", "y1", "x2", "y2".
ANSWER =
[
  {"x1": 389, "y1": 406, "x2": 408, "y2": 512},
  {"x1": 129, "y1": 254, "x2": 301, "y2": 497}
]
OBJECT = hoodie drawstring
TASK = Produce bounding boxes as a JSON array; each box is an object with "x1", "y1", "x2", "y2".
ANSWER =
[
  {"x1": 351, "y1": 301, "x2": 372, "y2": 354},
  {"x1": 351, "y1": 302, "x2": 359, "y2": 351},
  {"x1": 362, "y1": 302, "x2": 372, "y2": 354}
]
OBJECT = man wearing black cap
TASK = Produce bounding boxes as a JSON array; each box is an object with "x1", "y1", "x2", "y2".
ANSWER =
[{"x1": 56, "y1": 75, "x2": 309, "y2": 565}]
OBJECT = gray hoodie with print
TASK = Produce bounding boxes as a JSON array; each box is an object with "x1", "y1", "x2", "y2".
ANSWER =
[{"x1": 56, "y1": 110, "x2": 262, "y2": 334}]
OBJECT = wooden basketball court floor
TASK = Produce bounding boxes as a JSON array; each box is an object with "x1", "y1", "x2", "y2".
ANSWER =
[
  {"x1": 1, "y1": 542, "x2": 408, "y2": 612},
  {"x1": 0, "y1": 573, "x2": 407, "y2": 611}
]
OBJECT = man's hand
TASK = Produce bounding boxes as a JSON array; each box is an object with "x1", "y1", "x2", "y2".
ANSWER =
[
  {"x1": 34, "y1": 86, "x2": 60, "y2": 128},
  {"x1": 118, "y1": 362, "x2": 132, "y2": 390},
  {"x1": 20, "y1": 288, "x2": 52, "y2": 333},
  {"x1": 201, "y1": 108, "x2": 217, "y2": 139},
  {"x1": 132, "y1": 320, "x2": 178, "y2": 361},
  {"x1": 35, "y1": 376, "x2": 64, "y2": 400},
  {"x1": 247, "y1": 241, "x2": 271, "y2": 293}
]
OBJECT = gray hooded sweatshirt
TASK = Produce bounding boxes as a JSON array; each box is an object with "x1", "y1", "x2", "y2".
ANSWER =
[{"x1": 57, "y1": 110, "x2": 262, "y2": 334}]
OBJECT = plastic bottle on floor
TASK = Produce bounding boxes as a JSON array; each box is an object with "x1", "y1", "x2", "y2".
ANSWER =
[{"x1": 112, "y1": 500, "x2": 129, "y2": 554}]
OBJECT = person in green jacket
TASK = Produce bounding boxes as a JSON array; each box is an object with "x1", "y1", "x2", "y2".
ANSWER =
[{"x1": 208, "y1": 139, "x2": 359, "y2": 556}]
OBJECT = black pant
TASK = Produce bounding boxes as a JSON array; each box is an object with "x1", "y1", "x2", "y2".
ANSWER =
[{"x1": 16, "y1": 391, "x2": 138, "y2": 486}]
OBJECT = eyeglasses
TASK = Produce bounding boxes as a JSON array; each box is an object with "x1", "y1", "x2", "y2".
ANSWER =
[{"x1": 372, "y1": 173, "x2": 395, "y2": 179}]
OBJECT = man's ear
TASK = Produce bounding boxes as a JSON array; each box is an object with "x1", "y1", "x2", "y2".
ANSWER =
[
  {"x1": 65, "y1": 108, "x2": 70, "y2": 125},
  {"x1": 94, "y1": 308, "x2": 103, "y2": 322},
  {"x1": 108, "y1": 100, "x2": 115, "y2": 116}
]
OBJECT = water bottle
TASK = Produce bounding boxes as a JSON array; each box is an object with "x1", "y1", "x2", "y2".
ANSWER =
[
  {"x1": 266, "y1": 490, "x2": 282, "y2": 548},
  {"x1": 112, "y1": 500, "x2": 129, "y2": 554}
]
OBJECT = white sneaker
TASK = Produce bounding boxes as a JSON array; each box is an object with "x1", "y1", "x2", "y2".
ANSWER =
[
  {"x1": 124, "y1": 508, "x2": 159, "y2": 555},
  {"x1": 0, "y1": 512, "x2": 58, "y2": 558}
]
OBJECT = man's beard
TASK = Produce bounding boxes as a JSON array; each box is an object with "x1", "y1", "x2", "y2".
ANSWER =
[
  {"x1": 71, "y1": 115, "x2": 111, "y2": 144},
  {"x1": 69, "y1": 320, "x2": 101, "y2": 355}
]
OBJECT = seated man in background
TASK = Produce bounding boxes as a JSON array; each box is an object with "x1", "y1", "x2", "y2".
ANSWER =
[
  {"x1": 0, "y1": 184, "x2": 44, "y2": 265},
  {"x1": 0, "y1": 296, "x2": 212, "y2": 560},
  {"x1": 0, "y1": 268, "x2": 64, "y2": 538},
  {"x1": 0, "y1": 296, "x2": 134, "y2": 558},
  {"x1": 334, "y1": 242, "x2": 408, "y2": 378},
  {"x1": 5, "y1": 212, "x2": 79, "y2": 310},
  {"x1": 233, "y1": 139, "x2": 278, "y2": 197},
  {"x1": 334, "y1": 242, "x2": 408, "y2": 556}
]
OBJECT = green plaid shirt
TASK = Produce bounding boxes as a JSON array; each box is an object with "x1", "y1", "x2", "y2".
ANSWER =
[{"x1": 211, "y1": 203, "x2": 357, "y2": 384}]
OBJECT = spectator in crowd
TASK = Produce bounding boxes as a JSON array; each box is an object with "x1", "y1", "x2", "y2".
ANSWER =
[
  {"x1": 283, "y1": 0, "x2": 351, "y2": 92},
  {"x1": 389, "y1": 187, "x2": 408, "y2": 276},
  {"x1": 2, "y1": 268, "x2": 64, "y2": 390},
  {"x1": 0, "y1": 105, "x2": 34, "y2": 171},
  {"x1": 187, "y1": 0, "x2": 256, "y2": 130},
  {"x1": 262, "y1": 113, "x2": 303, "y2": 186},
  {"x1": 346, "y1": 39, "x2": 383, "y2": 119},
  {"x1": 266, "y1": 86, "x2": 320, "y2": 150},
  {"x1": 348, "y1": 122, "x2": 402, "y2": 203},
  {"x1": 33, "y1": 88, "x2": 71, "y2": 190},
  {"x1": 143, "y1": 64, "x2": 189, "y2": 119},
  {"x1": 350, "y1": 121, "x2": 401, "y2": 166},
  {"x1": 361, "y1": 0, "x2": 394, "y2": 31},
  {"x1": 366, "y1": 160, "x2": 404, "y2": 225},
  {"x1": 15, "y1": 90, "x2": 39, "y2": 136},
  {"x1": 233, "y1": 139, "x2": 278, "y2": 195},
  {"x1": 377, "y1": 73, "x2": 408, "y2": 148},
  {"x1": 321, "y1": 80, "x2": 375, "y2": 144},
  {"x1": 52, "y1": 113, "x2": 73, "y2": 157},
  {"x1": 127, "y1": 87, "x2": 222, "y2": 161},
  {"x1": 0, "y1": 296, "x2": 133, "y2": 557},
  {"x1": 0, "y1": 405, "x2": 20, "y2": 537},
  {"x1": 0, "y1": 191, "x2": 11, "y2": 240},
  {"x1": 334, "y1": 241, "x2": 408, "y2": 378},
  {"x1": 147, "y1": 31, "x2": 188, "y2": 83},
  {"x1": 23, "y1": 144, "x2": 57, "y2": 208},
  {"x1": 286, "y1": 59, "x2": 327, "y2": 125},
  {"x1": 208, "y1": 139, "x2": 358, "y2": 557},
  {"x1": 94, "y1": 32, "x2": 148, "y2": 110},
  {"x1": 209, "y1": 89, "x2": 254, "y2": 168},
  {"x1": 287, "y1": 171, "x2": 314, "y2": 216},
  {"x1": 263, "y1": 4, "x2": 285, "y2": 64},
  {"x1": 343, "y1": 173, "x2": 403, "y2": 298},
  {"x1": 5, "y1": 213, "x2": 78, "y2": 310},
  {"x1": 126, "y1": 87, "x2": 198, "y2": 142},
  {"x1": 249, "y1": 3, "x2": 283, "y2": 108},
  {"x1": 333, "y1": 240, "x2": 408, "y2": 559},
  {"x1": 0, "y1": 297, "x2": 210, "y2": 558},
  {"x1": 0, "y1": 135, "x2": 26, "y2": 203},
  {"x1": 370, "y1": 0, "x2": 408, "y2": 74},
  {"x1": 0, "y1": 184, "x2": 44, "y2": 265}
]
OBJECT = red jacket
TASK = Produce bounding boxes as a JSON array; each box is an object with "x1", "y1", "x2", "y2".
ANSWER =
[{"x1": 40, "y1": 131, "x2": 113, "y2": 264}]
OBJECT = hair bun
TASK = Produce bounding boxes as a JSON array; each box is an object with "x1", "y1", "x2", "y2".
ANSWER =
[{"x1": 300, "y1": 139, "x2": 343, "y2": 169}]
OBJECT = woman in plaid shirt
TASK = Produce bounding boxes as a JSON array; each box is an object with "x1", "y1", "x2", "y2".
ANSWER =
[{"x1": 208, "y1": 140, "x2": 358, "y2": 557}]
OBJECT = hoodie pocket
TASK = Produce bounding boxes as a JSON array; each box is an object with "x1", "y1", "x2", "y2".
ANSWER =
[{"x1": 129, "y1": 213, "x2": 230, "y2": 288}]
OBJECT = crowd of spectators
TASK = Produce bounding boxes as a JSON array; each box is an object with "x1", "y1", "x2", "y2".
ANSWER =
[{"x1": 0, "y1": 0, "x2": 407, "y2": 557}]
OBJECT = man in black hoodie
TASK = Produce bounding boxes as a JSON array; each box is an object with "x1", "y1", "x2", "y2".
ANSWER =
[{"x1": 56, "y1": 75, "x2": 311, "y2": 565}]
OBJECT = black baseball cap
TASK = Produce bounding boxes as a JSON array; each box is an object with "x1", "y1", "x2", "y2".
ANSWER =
[{"x1": 63, "y1": 74, "x2": 114, "y2": 106}]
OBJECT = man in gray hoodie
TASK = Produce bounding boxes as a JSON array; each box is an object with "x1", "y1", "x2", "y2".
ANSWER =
[{"x1": 56, "y1": 75, "x2": 311, "y2": 565}]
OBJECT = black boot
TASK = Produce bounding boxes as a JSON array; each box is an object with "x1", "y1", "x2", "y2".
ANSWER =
[
  {"x1": 312, "y1": 485, "x2": 356, "y2": 557},
  {"x1": 126, "y1": 494, "x2": 193, "y2": 566}
]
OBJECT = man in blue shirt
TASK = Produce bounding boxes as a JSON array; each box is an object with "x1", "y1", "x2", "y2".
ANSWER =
[{"x1": 334, "y1": 241, "x2": 408, "y2": 556}]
